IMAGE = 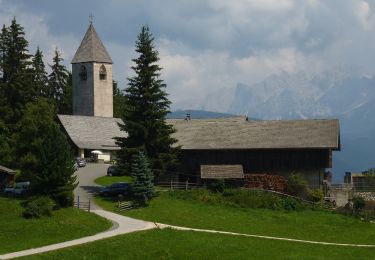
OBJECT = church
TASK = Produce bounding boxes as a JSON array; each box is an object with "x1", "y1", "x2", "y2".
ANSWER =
[{"x1": 58, "y1": 23, "x2": 341, "y2": 187}]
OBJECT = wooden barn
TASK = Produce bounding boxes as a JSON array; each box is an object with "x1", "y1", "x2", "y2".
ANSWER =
[
  {"x1": 0, "y1": 165, "x2": 15, "y2": 190},
  {"x1": 170, "y1": 117, "x2": 341, "y2": 187}
]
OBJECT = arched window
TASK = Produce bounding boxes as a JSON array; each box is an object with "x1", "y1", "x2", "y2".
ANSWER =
[
  {"x1": 99, "y1": 65, "x2": 107, "y2": 80},
  {"x1": 79, "y1": 65, "x2": 87, "y2": 80}
]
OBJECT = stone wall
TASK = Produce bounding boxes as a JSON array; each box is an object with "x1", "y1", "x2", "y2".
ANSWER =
[
  {"x1": 355, "y1": 192, "x2": 375, "y2": 201},
  {"x1": 329, "y1": 188, "x2": 353, "y2": 207},
  {"x1": 72, "y1": 62, "x2": 113, "y2": 117}
]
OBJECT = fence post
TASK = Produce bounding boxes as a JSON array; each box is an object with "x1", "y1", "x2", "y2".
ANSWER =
[
  {"x1": 77, "y1": 195, "x2": 80, "y2": 209},
  {"x1": 88, "y1": 199, "x2": 91, "y2": 212},
  {"x1": 186, "y1": 180, "x2": 188, "y2": 190},
  {"x1": 170, "y1": 180, "x2": 173, "y2": 190}
]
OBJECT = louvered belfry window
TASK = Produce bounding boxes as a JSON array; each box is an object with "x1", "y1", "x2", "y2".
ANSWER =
[
  {"x1": 79, "y1": 65, "x2": 87, "y2": 80},
  {"x1": 99, "y1": 65, "x2": 107, "y2": 80}
]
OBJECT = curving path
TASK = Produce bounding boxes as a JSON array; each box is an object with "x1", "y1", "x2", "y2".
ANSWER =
[
  {"x1": 73, "y1": 163, "x2": 109, "y2": 209},
  {"x1": 0, "y1": 163, "x2": 157, "y2": 259},
  {"x1": 0, "y1": 210, "x2": 155, "y2": 259},
  {"x1": 2, "y1": 164, "x2": 375, "y2": 259}
]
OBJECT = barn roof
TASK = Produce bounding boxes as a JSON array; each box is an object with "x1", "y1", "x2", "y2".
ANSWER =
[
  {"x1": 201, "y1": 165, "x2": 244, "y2": 179},
  {"x1": 57, "y1": 115, "x2": 126, "y2": 150},
  {"x1": 169, "y1": 117, "x2": 340, "y2": 150},
  {"x1": 71, "y1": 24, "x2": 113, "y2": 64},
  {"x1": 0, "y1": 165, "x2": 15, "y2": 174},
  {"x1": 57, "y1": 115, "x2": 340, "y2": 151}
]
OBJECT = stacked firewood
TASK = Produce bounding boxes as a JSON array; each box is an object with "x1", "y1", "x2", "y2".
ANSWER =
[{"x1": 244, "y1": 174, "x2": 288, "y2": 192}]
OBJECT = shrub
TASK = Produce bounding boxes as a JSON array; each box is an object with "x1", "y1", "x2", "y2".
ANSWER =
[
  {"x1": 223, "y1": 189, "x2": 282, "y2": 209},
  {"x1": 23, "y1": 196, "x2": 55, "y2": 219},
  {"x1": 170, "y1": 188, "x2": 309, "y2": 211},
  {"x1": 281, "y1": 197, "x2": 299, "y2": 211},
  {"x1": 309, "y1": 189, "x2": 324, "y2": 203},
  {"x1": 352, "y1": 196, "x2": 366, "y2": 211},
  {"x1": 207, "y1": 179, "x2": 225, "y2": 193},
  {"x1": 287, "y1": 173, "x2": 310, "y2": 199},
  {"x1": 51, "y1": 190, "x2": 74, "y2": 208}
]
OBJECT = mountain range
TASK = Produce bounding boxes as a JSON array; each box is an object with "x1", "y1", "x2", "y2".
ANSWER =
[{"x1": 177, "y1": 71, "x2": 375, "y2": 182}]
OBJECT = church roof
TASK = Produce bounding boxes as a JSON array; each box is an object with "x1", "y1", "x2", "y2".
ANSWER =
[
  {"x1": 169, "y1": 117, "x2": 340, "y2": 150},
  {"x1": 71, "y1": 24, "x2": 113, "y2": 64},
  {"x1": 57, "y1": 115, "x2": 125, "y2": 150}
]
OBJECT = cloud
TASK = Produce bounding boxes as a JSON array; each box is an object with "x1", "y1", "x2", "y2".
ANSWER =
[{"x1": 2, "y1": 0, "x2": 375, "y2": 110}]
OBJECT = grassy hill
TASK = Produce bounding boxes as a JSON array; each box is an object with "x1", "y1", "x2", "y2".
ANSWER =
[
  {"x1": 23, "y1": 228, "x2": 375, "y2": 260},
  {"x1": 95, "y1": 190, "x2": 375, "y2": 244},
  {"x1": 26, "y1": 189, "x2": 375, "y2": 259},
  {"x1": 0, "y1": 197, "x2": 111, "y2": 254}
]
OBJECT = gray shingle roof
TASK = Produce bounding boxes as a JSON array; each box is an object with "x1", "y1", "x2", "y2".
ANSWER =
[
  {"x1": 201, "y1": 165, "x2": 244, "y2": 179},
  {"x1": 58, "y1": 115, "x2": 340, "y2": 151},
  {"x1": 0, "y1": 165, "x2": 15, "y2": 174},
  {"x1": 71, "y1": 24, "x2": 113, "y2": 64},
  {"x1": 57, "y1": 115, "x2": 126, "y2": 150},
  {"x1": 168, "y1": 117, "x2": 340, "y2": 150}
]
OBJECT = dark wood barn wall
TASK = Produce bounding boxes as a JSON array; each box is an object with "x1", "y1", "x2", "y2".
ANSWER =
[{"x1": 179, "y1": 149, "x2": 331, "y2": 182}]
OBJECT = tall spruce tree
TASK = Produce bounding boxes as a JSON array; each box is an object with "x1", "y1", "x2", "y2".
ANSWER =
[
  {"x1": 31, "y1": 46, "x2": 49, "y2": 97},
  {"x1": 113, "y1": 80, "x2": 125, "y2": 118},
  {"x1": 0, "y1": 17, "x2": 34, "y2": 127},
  {"x1": 130, "y1": 151, "x2": 155, "y2": 205},
  {"x1": 48, "y1": 48, "x2": 69, "y2": 113},
  {"x1": 116, "y1": 26, "x2": 178, "y2": 176},
  {"x1": 58, "y1": 71, "x2": 73, "y2": 115},
  {"x1": 0, "y1": 18, "x2": 34, "y2": 168}
]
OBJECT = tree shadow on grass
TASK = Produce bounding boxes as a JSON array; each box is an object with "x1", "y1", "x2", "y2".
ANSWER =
[{"x1": 79, "y1": 185, "x2": 103, "y2": 197}]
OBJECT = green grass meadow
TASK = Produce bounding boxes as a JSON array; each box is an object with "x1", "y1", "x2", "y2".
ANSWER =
[
  {"x1": 0, "y1": 197, "x2": 111, "y2": 254},
  {"x1": 23, "y1": 228, "x2": 375, "y2": 260},
  {"x1": 95, "y1": 190, "x2": 375, "y2": 245}
]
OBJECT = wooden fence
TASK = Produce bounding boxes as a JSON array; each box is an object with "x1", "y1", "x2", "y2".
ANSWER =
[
  {"x1": 155, "y1": 181, "x2": 202, "y2": 190},
  {"x1": 74, "y1": 196, "x2": 91, "y2": 212},
  {"x1": 118, "y1": 201, "x2": 133, "y2": 211}
]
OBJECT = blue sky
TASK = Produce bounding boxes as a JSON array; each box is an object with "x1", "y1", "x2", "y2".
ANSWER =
[{"x1": 1, "y1": 0, "x2": 375, "y2": 109}]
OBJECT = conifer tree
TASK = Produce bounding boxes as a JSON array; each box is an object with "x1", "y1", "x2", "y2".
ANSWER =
[
  {"x1": 0, "y1": 17, "x2": 34, "y2": 126},
  {"x1": 15, "y1": 99, "x2": 77, "y2": 207},
  {"x1": 48, "y1": 48, "x2": 69, "y2": 113},
  {"x1": 116, "y1": 26, "x2": 179, "y2": 176},
  {"x1": 113, "y1": 80, "x2": 125, "y2": 118},
  {"x1": 58, "y1": 72, "x2": 73, "y2": 115},
  {"x1": 31, "y1": 46, "x2": 49, "y2": 97},
  {"x1": 130, "y1": 151, "x2": 155, "y2": 205}
]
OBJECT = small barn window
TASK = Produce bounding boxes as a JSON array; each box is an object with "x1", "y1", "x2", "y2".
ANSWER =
[
  {"x1": 79, "y1": 65, "x2": 87, "y2": 80},
  {"x1": 99, "y1": 65, "x2": 107, "y2": 80}
]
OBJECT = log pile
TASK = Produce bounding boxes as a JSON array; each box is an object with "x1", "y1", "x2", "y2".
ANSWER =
[{"x1": 244, "y1": 174, "x2": 288, "y2": 192}]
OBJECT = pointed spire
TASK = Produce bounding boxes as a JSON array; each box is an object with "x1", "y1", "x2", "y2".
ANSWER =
[{"x1": 71, "y1": 24, "x2": 113, "y2": 64}]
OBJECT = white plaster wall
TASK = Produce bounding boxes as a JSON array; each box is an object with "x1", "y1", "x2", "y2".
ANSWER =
[
  {"x1": 98, "y1": 150, "x2": 111, "y2": 162},
  {"x1": 93, "y1": 63, "x2": 113, "y2": 117}
]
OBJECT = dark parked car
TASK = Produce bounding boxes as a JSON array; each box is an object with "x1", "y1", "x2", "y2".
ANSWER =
[
  {"x1": 99, "y1": 182, "x2": 131, "y2": 196},
  {"x1": 107, "y1": 165, "x2": 119, "y2": 176},
  {"x1": 4, "y1": 181, "x2": 30, "y2": 196}
]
